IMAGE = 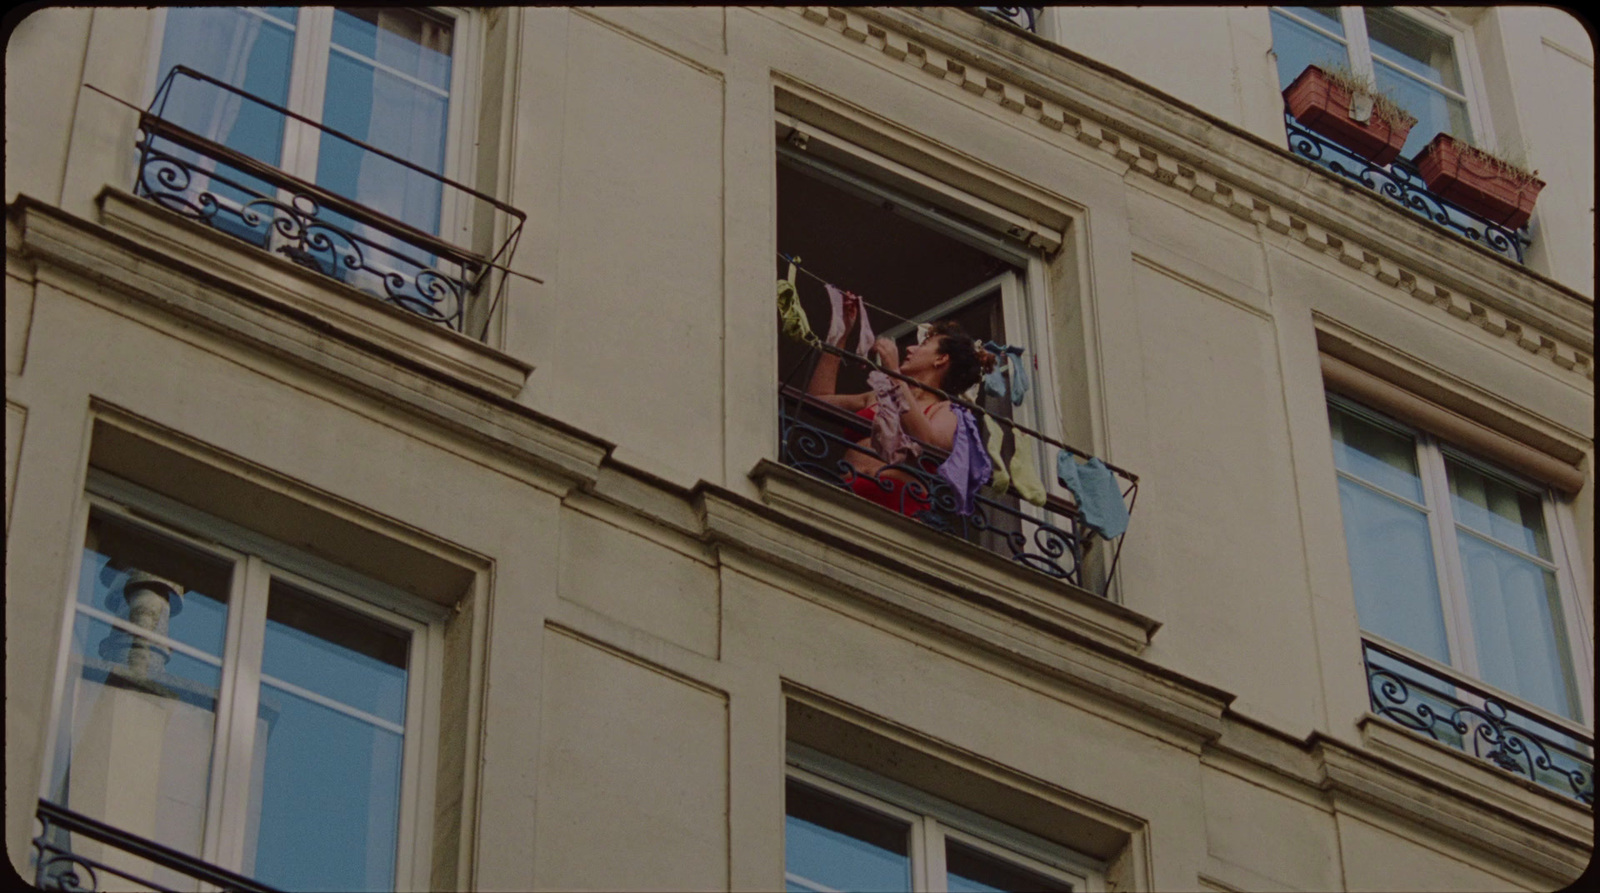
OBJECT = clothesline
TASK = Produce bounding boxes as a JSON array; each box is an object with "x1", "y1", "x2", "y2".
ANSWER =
[{"x1": 777, "y1": 252, "x2": 921, "y2": 330}]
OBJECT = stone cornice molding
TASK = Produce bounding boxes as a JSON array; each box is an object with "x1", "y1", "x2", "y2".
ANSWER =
[{"x1": 783, "y1": 7, "x2": 1593, "y2": 383}]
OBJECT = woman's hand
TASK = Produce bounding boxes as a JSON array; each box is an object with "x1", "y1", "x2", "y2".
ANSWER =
[{"x1": 873, "y1": 337, "x2": 900, "y2": 372}]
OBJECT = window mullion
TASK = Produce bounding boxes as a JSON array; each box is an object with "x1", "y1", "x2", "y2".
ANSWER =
[
  {"x1": 1342, "y1": 6, "x2": 1376, "y2": 81},
  {"x1": 1421, "y1": 436, "x2": 1479, "y2": 680},
  {"x1": 1545, "y1": 499, "x2": 1594, "y2": 727},
  {"x1": 211, "y1": 555, "x2": 271, "y2": 876},
  {"x1": 920, "y1": 816, "x2": 947, "y2": 893},
  {"x1": 280, "y1": 7, "x2": 333, "y2": 183}
]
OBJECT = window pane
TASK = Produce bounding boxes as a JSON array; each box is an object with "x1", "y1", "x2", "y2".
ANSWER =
[
  {"x1": 1373, "y1": 62, "x2": 1472, "y2": 156},
  {"x1": 785, "y1": 780, "x2": 912, "y2": 893},
  {"x1": 316, "y1": 9, "x2": 451, "y2": 236},
  {"x1": 245, "y1": 581, "x2": 409, "y2": 892},
  {"x1": 156, "y1": 7, "x2": 295, "y2": 162},
  {"x1": 947, "y1": 840, "x2": 1073, "y2": 893},
  {"x1": 1328, "y1": 406, "x2": 1424, "y2": 503},
  {"x1": 1456, "y1": 532, "x2": 1578, "y2": 719},
  {"x1": 1365, "y1": 9, "x2": 1463, "y2": 92},
  {"x1": 1338, "y1": 478, "x2": 1451, "y2": 664},
  {"x1": 1270, "y1": 8, "x2": 1350, "y2": 91},
  {"x1": 48, "y1": 515, "x2": 234, "y2": 891},
  {"x1": 1445, "y1": 459, "x2": 1551, "y2": 559}
]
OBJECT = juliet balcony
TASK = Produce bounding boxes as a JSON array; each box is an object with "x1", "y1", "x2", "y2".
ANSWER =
[
  {"x1": 1364, "y1": 638, "x2": 1594, "y2": 807},
  {"x1": 133, "y1": 66, "x2": 525, "y2": 340},
  {"x1": 33, "y1": 799, "x2": 281, "y2": 893},
  {"x1": 1284, "y1": 111, "x2": 1533, "y2": 265}
]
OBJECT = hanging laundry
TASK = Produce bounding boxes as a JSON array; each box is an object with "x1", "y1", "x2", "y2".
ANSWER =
[
  {"x1": 777, "y1": 260, "x2": 817, "y2": 345},
  {"x1": 983, "y1": 342, "x2": 1030, "y2": 406},
  {"x1": 867, "y1": 369, "x2": 920, "y2": 467},
  {"x1": 936, "y1": 406, "x2": 991, "y2": 515},
  {"x1": 1008, "y1": 435, "x2": 1048, "y2": 507},
  {"x1": 1056, "y1": 451, "x2": 1129, "y2": 539},
  {"x1": 824, "y1": 284, "x2": 876, "y2": 356},
  {"x1": 1008, "y1": 354, "x2": 1030, "y2": 406},
  {"x1": 983, "y1": 360, "x2": 1010, "y2": 400},
  {"x1": 982, "y1": 413, "x2": 1010, "y2": 496}
]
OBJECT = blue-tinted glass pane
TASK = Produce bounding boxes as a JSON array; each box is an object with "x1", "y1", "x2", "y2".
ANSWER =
[
  {"x1": 316, "y1": 53, "x2": 448, "y2": 235},
  {"x1": 1281, "y1": 6, "x2": 1344, "y2": 36},
  {"x1": 785, "y1": 780, "x2": 911, "y2": 893},
  {"x1": 1338, "y1": 478, "x2": 1451, "y2": 664},
  {"x1": 947, "y1": 841, "x2": 1073, "y2": 893},
  {"x1": 247, "y1": 687, "x2": 404, "y2": 892},
  {"x1": 80, "y1": 512, "x2": 231, "y2": 658},
  {"x1": 1457, "y1": 532, "x2": 1577, "y2": 719},
  {"x1": 47, "y1": 612, "x2": 223, "y2": 890},
  {"x1": 156, "y1": 7, "x2": 294, "y2": 166},
  {"x1": 332, "y1": 8, "x2": 453, "y2": 91},
  {"x1": 1328, "y1": 406, "x2": 1424, "y2": 503},
  {"x1": 1373, "y1": 63, "x2": 1472, "y2": 156},
  {"x1": 1365, "y1": 8, "x2": 1462, "y2": 91},
  {"x1": 1271, "y1": 8, "x2": 1350, "y2": 90},
  {"x1": 1445, "y1": 459, "x2": 1550, "y2": 558},
  {"x1": 261, "y1": 580, "x2": 408, "y2": 726}
]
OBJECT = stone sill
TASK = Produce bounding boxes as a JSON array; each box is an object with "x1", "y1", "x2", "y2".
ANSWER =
[
  {"x1": 1357, "y1": 713, "x2": 1594, "y2": 833},
  {"x1": 748, "y1": 457, "x2": 1161, "y2": 657},
  {"x1": 94, "y1": 188, "x2": 532, "y2": 400}
]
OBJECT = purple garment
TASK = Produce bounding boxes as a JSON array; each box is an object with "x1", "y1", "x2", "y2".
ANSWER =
[{"x1": 936, "y1": 406, "x2": 992, "y2": 515}]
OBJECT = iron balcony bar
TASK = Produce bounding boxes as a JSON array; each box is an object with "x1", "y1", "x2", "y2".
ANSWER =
[
  {"x1": 135, "y1": 66, "x2": 528, "y2": 339},
  {"x1": 1283, "y1": 111, "x2": 1531, "y2": 264},
  {"x1": 33, "y1": 798, "x2": 282, "y2": 892},
  {"x1": 1362, "y1": 638, "x2": 1593, "y2": 806}
]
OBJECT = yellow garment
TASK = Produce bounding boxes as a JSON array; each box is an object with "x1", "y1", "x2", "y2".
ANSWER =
[
  {"x1": 982, "y1": 414, "x2": 1009, "y2": 495},
  {"x1": 776, "y1": 261, "x2": 817, "y2": 345},
  {"x1": 1008, "y1": 435, "x2": 1048, "y2": 507}
]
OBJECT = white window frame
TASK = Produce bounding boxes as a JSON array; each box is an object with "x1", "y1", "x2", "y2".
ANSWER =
[
  {"x1": 141, "y1": 5, "x2": 481, "y2": 245},
  {"x1": 786, "y1": 745, "x2": 1104, "y2": 893},
  {"x1": 1270, "y1": 6, "x2": 1495, "y2": 150},
  {"x1": 39, "y1": 469, "x2": 448, "y2": 890},
  {"x1": 1329, "y1": 395, "x2": 1594, "y2": 732}
]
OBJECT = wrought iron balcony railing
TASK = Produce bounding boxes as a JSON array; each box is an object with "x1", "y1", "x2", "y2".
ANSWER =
[
  {"x1": 1364, "y1": 638, "x2": 1593, "y2": 806},
  {"x1": 134, "y1": 66, "x2": 527, "y2": 340},
  {"x1": 1284, "y1": 112, "x2": 1531, "y2": 264},
  {"x1": 779, "y1": 342, "x2": 1137, "y2": 594},
  {"x1": 976, "y1": 7, "x2": 1043, "y2": 33},
  {"x1": 33, "y1": 798, "x2": 281, "y2": 892}
]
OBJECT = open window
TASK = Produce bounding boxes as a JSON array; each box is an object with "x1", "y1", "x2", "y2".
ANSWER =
[{"x1": 774, "y1": 124, "x2": 1132, "y2": 593}]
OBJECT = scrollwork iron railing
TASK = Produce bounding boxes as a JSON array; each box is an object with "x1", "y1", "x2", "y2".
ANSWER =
[
  {"x1": 1363, "y1": 639, "x2": 1593, "y2": 806},
  {"x1": 1284, "y1": 111, "x2": 1531, "y2": 264},
  {"x1": 134, "y1": 66, "x2": 527, "y2": 340},
  {"x1": 976, "y1": 7, "x2": 1043, "y2": 33},
  {"x1": 778, "y1": 343, "x2": 1137, "y2": 594},
  {"x1": 33, "y1": 798, "x2": 281, "y2": 892}
]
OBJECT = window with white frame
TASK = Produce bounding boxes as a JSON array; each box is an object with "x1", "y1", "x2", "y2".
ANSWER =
[
  {"x1": 1327, "y1": 398, "x2": 1591, "y2": 726},
  {"x1": 146, "y1": 6, "x2": 474, "y2": 241},
  {"x1": 785, "y1": 747, "x2": 1102, "y2": 893},
  {"x1": 1270, "y1": 6, "x2": 1485, "y2": 159},
  {"x1": 41, "y1": 473, "x2": 443, "y2": 892}
]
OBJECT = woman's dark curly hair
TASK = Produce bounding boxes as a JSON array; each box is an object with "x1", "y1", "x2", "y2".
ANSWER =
[{"x1": 925, "y1": 320, "x2": 996, "y2": 396}]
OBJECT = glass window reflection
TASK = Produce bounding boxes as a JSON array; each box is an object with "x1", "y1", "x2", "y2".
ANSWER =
[{"x1": 785, "y1": 780, "x2": 912, "y2": 893}]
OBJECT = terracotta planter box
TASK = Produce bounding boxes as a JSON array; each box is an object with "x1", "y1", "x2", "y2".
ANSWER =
[
  {"x1": 1284, "y1": 65, "x2": 1415, "y2": 166},
  {"x1": 1414, "y1": 133, "x2": 1545, "y2": 229}
]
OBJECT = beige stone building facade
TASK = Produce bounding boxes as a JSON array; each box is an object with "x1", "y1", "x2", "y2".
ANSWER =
[{"x1": 5, "y1": 6, "x2": 1593, "y2": 891}]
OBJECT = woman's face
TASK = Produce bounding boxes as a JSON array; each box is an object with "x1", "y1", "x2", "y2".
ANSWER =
[{"x1": 900, "y1": 335, "x2": 948, "y2": 379}]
